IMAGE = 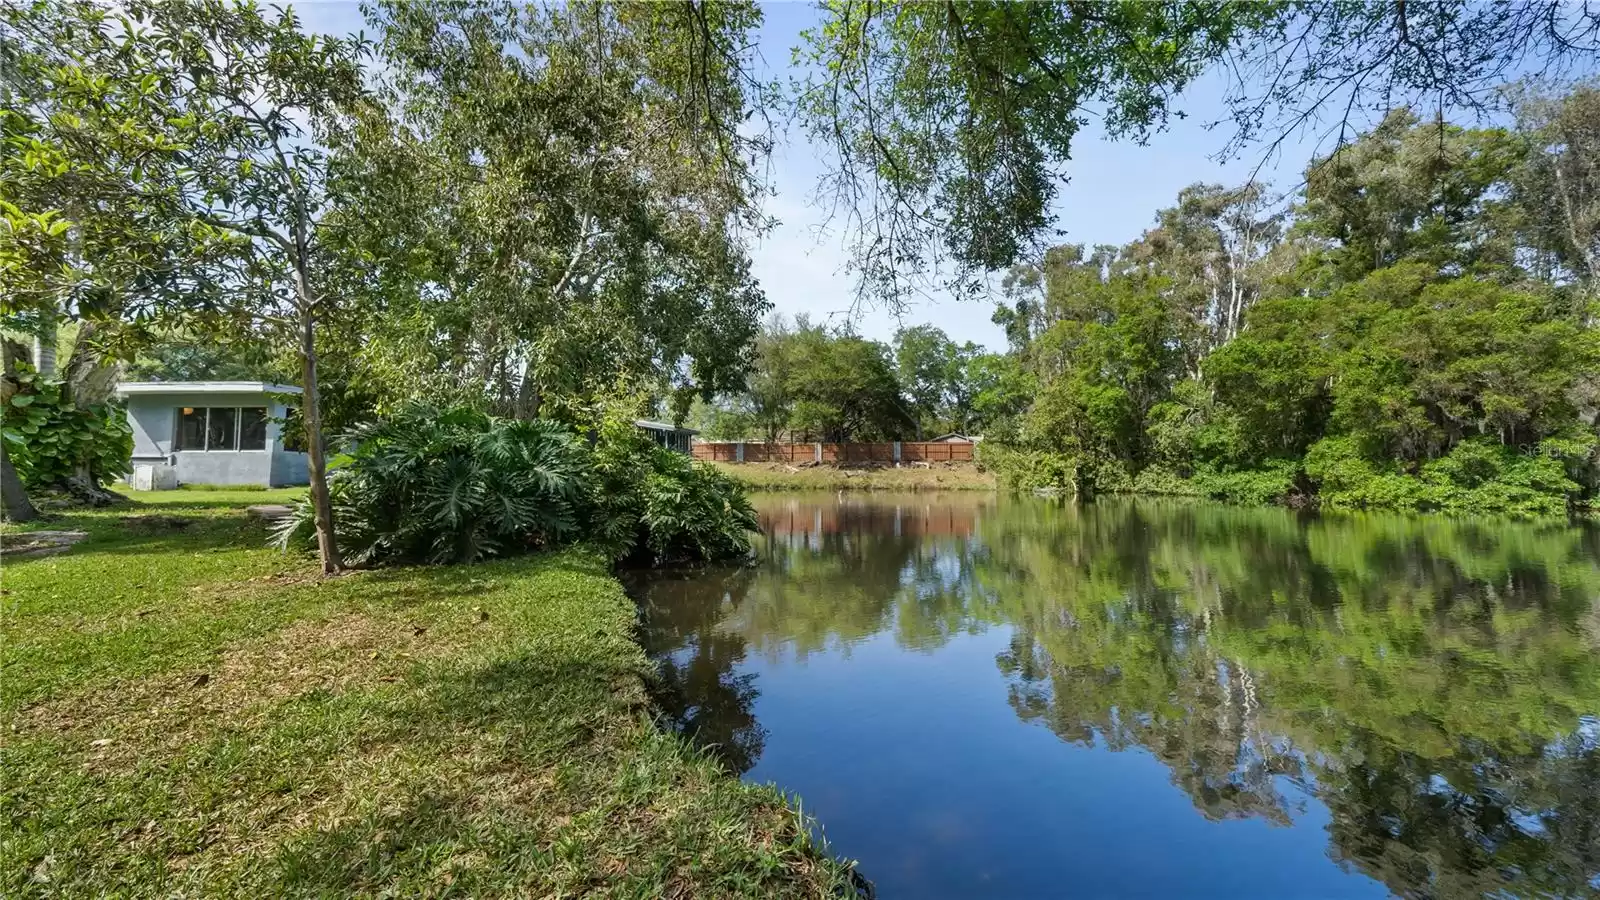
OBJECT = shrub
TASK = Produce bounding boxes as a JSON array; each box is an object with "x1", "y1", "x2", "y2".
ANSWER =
[
  {"x1": 1191, "y1": 459, "x2": 1302, "y2": 506},
  {"x1": 275, "y1": 406, "x2": 588, "y2": 565},
  {"x1": 586, "y1": 413, "x2": 758, "y2": 565},
  {"x1": 2, "y1": 367, "x2": 131, "y2": 490},
  {"x1": 276, "y1": 406, "x2": 759, "y2": 567},
  {"x1": 1303, "y1": 437, "x2": 1424, "y2": 510},
  {"x1": 1131, "y1": 465, "x2": 1201, "y2": 496},
  {"x1": 1306, "y1": 435, "x2": 1580, "y2": 518},
  {"x1": 1420, "y1": 438, "x2": 1580, "y2": 518},
  {"x1": 976, "y1": 443, "x2": 1080, "y2": 492},
  {"x1": 1083, "y1": 456, "x2": 1134, "y2": 494}
]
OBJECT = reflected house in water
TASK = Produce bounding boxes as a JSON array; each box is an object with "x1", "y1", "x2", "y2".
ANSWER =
[{"x1": 633, "y1": 494, "x2": 1600, "y2": 899}]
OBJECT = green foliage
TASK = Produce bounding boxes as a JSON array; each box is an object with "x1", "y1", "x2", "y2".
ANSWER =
[
  {"x1": 965, "y1": 351, "x2": 1033, "y2": 440},
  {"x1": 678, "y1": 315, "x2": 916, "y2": 444},
  {"x1": 1144, "y1": 379, "x2": 1244, "y2": 473},
  {"x1": 893, "y1": 324, "x2": 986, "y2": 436},
  {"x1": 797, "y1": 0, "x2": 1600, "y2": 309},
  {"x1": 586, "y1": 412, "x2": 758, "y2": 565},
  {"x1": 796, "y1": 1, "x2": 1271, "y2": 305},
  {"x1": 976, "y1": 443, "x2": 1079, "y2": 493},
  {"x1": 126, "y1": 333, "x2": 278, "y2": 382},
  {"x1": 752, "y1": 317, "x2": 911, "y2": 442},
  {"x1": 276, "y1": 406, "x2": 758, "y2": 568},
  {"x1": 1130, "y1": 465, "x2": 1201, "y2": 496},
  {"x1": 1190, "y1": 460, "x2": 1301, "y2": 507},
  {"x1": 642, "y1": 451, "x2": 759, "y2": 564},
  {"x1": 1295, "y1": 109, "x2": 1525, "y2": 284},
  {"x1": 274, "y1": 407, "x2": 588, "y2": 566},
  {"x1": 344, "y1": 1, "x2": 772, "y2": 419},
  {"x1": 1306, "y1": 435, "x2": 1584, "y2": 518},
  {"x1": 1, "y1": 367, "x2": 129, "y2": 489},
  {"x1": 982, "y1": 106, "x2": 1600, "y2": 518}
]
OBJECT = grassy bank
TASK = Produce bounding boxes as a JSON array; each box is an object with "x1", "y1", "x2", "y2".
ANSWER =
[
  {"x1": 714, "y1": 461, "x2": 995, "y2": 492},
  {"x1": 2, "y1": 495, "x2": 847, "y2": 897}
]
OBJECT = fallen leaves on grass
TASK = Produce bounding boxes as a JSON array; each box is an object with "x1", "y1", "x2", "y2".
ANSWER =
[{"x1": 20, "y1": 612, "x2": 454, "y2": 769}]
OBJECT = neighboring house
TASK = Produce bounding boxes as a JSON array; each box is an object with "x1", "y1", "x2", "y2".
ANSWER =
[
  {"x1": 116, "y1": 381, "x2": 309, "y2": 488},
  {"x1": 635, "y1": 419, "x2": 697, "y2": 454},
  {"x1": 928, "y1": 432, "x2": 979, "y2": 443}
]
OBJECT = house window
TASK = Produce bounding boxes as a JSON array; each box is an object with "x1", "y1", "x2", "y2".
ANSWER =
[
  {"x1": 177, "y1": 407, "x2": 207, "y2": 451},
  {"x1": 239, "y1": 407, "x2": 267, "y2": 451},
  {"x1": 174, "y1": 407, "x2": 269, "y2": 451},
  {"x1": 207, "y1": 407, "x2": 238, "y2": 451}
]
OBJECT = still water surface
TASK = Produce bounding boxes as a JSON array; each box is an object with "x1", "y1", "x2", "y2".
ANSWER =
[{"x1": 631, "y1": 494, "x2": 1600, "y2": 898}]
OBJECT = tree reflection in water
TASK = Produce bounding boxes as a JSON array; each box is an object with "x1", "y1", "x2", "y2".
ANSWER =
[{"x1": 631, "y1": 493, "x2": 1600, "y2": 898}]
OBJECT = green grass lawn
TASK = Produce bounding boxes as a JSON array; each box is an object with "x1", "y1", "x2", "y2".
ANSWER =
[{"x1": 2, "y1": 494, "x2": 848, "y2": 897}]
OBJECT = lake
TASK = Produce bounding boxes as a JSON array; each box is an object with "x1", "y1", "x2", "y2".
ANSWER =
[{"x1": 629, "y1": 493, "x2": 1600, "y2": 898}]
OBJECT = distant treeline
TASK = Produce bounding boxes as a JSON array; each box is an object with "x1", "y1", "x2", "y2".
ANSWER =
[
  {"x1": 982, "y1": 98, "x2": 1600, "y2": 517},
  {"x1": 702, "y1": 93, "x2": 1600, "y2": 516},
  {"x1": 687, "y1": 315, "x2": 1027, "y2": 444}
]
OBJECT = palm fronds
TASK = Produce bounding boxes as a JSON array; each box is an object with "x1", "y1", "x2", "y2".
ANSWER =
[{"x1": 276, "y1": 405, "x2": 756, "y2": 567}]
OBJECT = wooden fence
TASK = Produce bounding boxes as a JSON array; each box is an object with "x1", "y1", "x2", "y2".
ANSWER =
[{"x1": 691, "y1": 440, "x2": 974, "y2": 464}]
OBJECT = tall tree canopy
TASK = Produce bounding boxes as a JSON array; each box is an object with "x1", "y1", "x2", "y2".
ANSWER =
[
  {"x1": 1, "y1": 0, "x2": 375, "y2": 562},
  {"x1": 985, "y1": 99, "x2": 1600, "y2": 516},
  {"x1": 797, "y1": 1, "x2": 1600, "y2": 306},
  {"x1": 344, "y1": 0, "x2": 773, "y2": 422}
]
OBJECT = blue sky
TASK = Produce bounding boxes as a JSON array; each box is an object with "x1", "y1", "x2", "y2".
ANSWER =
[{"x1": 296, "y1": 1, "x2": 1336, "y2": 352}]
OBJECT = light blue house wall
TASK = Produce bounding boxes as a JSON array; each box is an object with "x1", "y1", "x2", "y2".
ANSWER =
[{"x1": 118, "y1": 382, "x2": 309, "y2": 487}]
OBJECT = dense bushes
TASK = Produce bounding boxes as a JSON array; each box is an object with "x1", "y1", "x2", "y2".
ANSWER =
[
  {"x1": 274, "y1": 408, "x2": 588, "y2": 565},
  {"x1": 2, "y1": 366, "x2": 131, "y2": 490},
  {"x1": 1305, "y1": 435, "x2": 1588, "y2": 518},
  {"x1": 975, "y1": 443, "x2": 1080, "y2": 493},
  {"x1": 586, "y1": 416, "x2": 759, "y2": 564},
  {"x1": 977, "y1": 108, "x2": 1600, "y2": 520},
  {"x1": 276, "y1": 406, "x2": 758, "y2": 567}
]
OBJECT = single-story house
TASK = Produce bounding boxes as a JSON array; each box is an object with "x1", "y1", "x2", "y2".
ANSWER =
[
  {"x1": 116, "y1": 381, "x2": 309, "y2": 488},
  {"x1": 928, "y1": 432, "x2": 980, "y2": 443},
  {"x1": 635, "y1": 419, "x2": 697, "y2": 454}
]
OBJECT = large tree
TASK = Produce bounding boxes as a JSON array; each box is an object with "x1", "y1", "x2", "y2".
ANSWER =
[
  {"x1": 796, "y1": 1, "x2": 1600, "y2": 307},
  {"x1": 1508, "y1": 81, "x2": 1600, "y2": 288},
  {"x1": 1121, "y1": 181, "x2": 1284, "y2": 370},
  {"x1": 981, "y1": 97, "x2": 1600, "y2": 512},
  {"x1": 893, "y1": 324, "x2": 982, "y2": 437},
  {"x1": 2, "y1": 0, "x2": 379, "y2": 569},
  {"x1": 340, "y1": 1, "x2": 773, "y2": 423},
  {"x1": 1, "y1": 0, "x2": 240, "y2": 511},
  {"x1": 785, "y1": 324, "x2": 911, "y2": 443}
]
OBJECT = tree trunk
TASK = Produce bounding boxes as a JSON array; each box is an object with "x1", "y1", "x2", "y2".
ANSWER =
[
  {"x1": 34, "y1": 319, "x2": 57, "y2": 376},
  {"x1": 63, "y1": 320, "x2": 121, "y2": 406},
  {"x1": 1, "y1": 447, "x2": 36, "y2": 522},
  {"x1": 60, "y1": 465, "x2": 122, "y2": 506},
  {"x1": 514, "y1": 363, "x2": 542, "y2": 420},
  {"x1": 1, "y1": 337, "x2": 37, "y2": 520},
  {"x1": 299, "y1": 308, "x2": 344, "y2": 574}
]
